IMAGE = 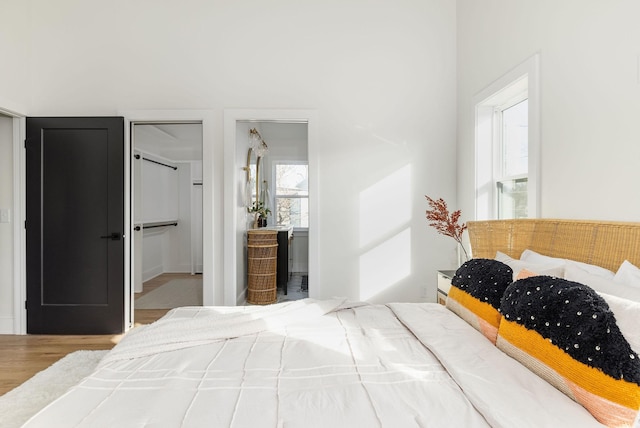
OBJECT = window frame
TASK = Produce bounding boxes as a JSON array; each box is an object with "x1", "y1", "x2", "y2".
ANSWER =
[
  {"x1": 474, "y1": 54, "x2": 540, "y2": 220},
  {"x1": 271, "y1": 160, "x2": 309, "y2": 230},
  {"x1": 493, "y1": 95, "x2": 529, "y2": 219}
]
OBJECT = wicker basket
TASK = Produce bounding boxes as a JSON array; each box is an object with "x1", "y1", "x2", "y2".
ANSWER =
[
  {"x1": 247, "y1": 286, "x2": 277, "y2": 305},
  {"x1": 248, "y1": 229, "x2": 277, "y2": 245},
  {"x1": 247, "y1": 241, "x2": 278, "y2": 305},
  {"x1": 248, "y1": 245, "x2": 277, "y2": 272}
]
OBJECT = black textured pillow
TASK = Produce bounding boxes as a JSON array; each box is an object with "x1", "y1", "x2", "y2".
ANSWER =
[
  {"x1": 497, "y1": 276, "x2": 640, "y2": 427},
  {"x1": 445, "y1": 258, "x2": 513, "y2": 343}
]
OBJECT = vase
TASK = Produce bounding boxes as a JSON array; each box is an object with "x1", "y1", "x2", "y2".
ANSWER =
[{"x1": 457, "y1": 243, "x2": 470, "y2": 267}]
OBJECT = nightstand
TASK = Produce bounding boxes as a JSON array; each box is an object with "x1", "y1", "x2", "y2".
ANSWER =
[{"x1": 437, "y1": 270, "x2": 456, "y2": 305}]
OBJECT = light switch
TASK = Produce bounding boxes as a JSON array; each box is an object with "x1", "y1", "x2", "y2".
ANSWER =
[{"x1": 0, "y1": 209, "x2": 10, "y2": 223}]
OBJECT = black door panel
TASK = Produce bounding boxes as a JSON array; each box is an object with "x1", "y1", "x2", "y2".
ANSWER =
[{"x1": 26, "y1": 117, "x2": 124, "y2": 334}]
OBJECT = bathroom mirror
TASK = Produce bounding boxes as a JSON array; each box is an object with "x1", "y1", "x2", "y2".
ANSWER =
[{"x1": 243, "y1": 128, "x2": 269, "y2": 228}]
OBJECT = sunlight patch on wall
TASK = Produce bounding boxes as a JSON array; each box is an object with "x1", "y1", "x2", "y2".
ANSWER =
[
  {"x1": 359, "y1": 164, "x2": 412, "y2": 248},
  {"x1": 359, "y1": 228, "x2": 411, "y2": 300}
]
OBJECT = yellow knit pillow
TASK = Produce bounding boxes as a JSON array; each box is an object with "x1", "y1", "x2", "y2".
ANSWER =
[
  {"x1": 445, "y1": 259, "x2": 513, "y2": 343},
  {"x1": 497, "y1": 276, "x2": 640, "y2": 427}
]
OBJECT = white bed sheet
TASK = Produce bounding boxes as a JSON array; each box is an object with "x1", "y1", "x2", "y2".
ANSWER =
[{"x1": 24, "y1": 301, "x2": 604, "y2": 428}]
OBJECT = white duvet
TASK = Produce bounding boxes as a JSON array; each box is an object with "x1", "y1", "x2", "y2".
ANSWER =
[{"x1": 24, "y1": 300, "x2": 604, "y2": 427}]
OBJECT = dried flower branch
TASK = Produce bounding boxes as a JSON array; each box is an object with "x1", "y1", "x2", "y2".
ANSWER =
[{"x1": 425, "y1": 196, "x2": 469, "y2": 261}]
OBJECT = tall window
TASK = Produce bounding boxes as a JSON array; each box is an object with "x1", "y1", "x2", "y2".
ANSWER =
[
  {"x1": 495, "y1": 98, "x2": 528, "y2": 219},
  {"x1": 274, "y1": 162, "x2": 308, "y2": 228},
  {"x1": 474, "y1": 54, "x2": 539, "y2": 220}
]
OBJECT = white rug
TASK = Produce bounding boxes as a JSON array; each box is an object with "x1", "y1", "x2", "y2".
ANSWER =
[
  {"x1": 135, "y1": 278, "x2": 203, "y2": 309},
  {"x1": 0, "y1": 350, "x2": 108, "y2": 428}
]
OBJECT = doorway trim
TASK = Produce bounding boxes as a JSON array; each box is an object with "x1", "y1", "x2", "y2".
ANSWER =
[
  {"x1": 223, "y1": 109, "x2": 319, "y2": 306},
  {"x1": 9, "y1": 108, "x2": 215, "y2": 334},
  {"x1": 3, "y1": 107, "x2": 26, "y2": 334},
  {"x1": 120, "y1": 109, "x2": 216, "y2": 325}
]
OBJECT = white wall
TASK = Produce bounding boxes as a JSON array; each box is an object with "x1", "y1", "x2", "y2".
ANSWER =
[
  {"x1": 457, "y1": 0, "x2": 640, "y2": 223},
  {"x1": 291, "y1": 231, "x2": 309, "y2": 273},
  {"x1": 164, "y1": 162, "x2": 191, "y2": 273},
  {"x1": 0, "y1": 3, "x2": 29, "y2": 114},
  {"x1": 138, "y1": 152, "x2": 178, "y2": 281},
  {"x1": 140, "y1": 155, "x2": 179, "y2": 223},
  {"x1": 138, "y1": 156, "x2": 202, "y2": 279},
  {"x1": 141, "y1": 231, "x2": 164, "y2": 282},
  {"x1": 2, "y1": 0, "x2": 457, "y2": 311}
]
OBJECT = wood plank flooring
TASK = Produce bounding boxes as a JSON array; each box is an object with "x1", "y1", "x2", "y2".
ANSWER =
[
  {"x1": 136, "y1": 272, "x2": 200, "y2": 298},
  {"x1": 0, "y1": 332, "x2": 118, "y2": 396},
  {"x1": 0, "y1": 273, "x2": 199, "y2": 396}
]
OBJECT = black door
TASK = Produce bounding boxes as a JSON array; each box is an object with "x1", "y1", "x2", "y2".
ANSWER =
[{"x1": 26, "y1": 117, "x2": 125, "y2": 334}]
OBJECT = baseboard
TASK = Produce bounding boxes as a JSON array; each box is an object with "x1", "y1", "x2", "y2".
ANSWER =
[
  {"x1": 164, "y1": 264, "x2": 193, "y2": 273},
  {"x1": 0, "y1": 316, "x2": 14, "y2": 334},
  {"x1": 142, "y1": 265, "x2": 163, "y2": 283}
]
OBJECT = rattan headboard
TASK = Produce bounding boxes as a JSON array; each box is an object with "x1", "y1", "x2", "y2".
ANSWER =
[{"x1": 468, "y1": 219, "x2": 640, "y2": 272}]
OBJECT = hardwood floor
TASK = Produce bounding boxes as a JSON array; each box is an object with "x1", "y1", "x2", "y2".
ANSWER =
[
  {"x1": 0, "y1": 273, "x2": 197, "y2": 396},
  {"x1": 0, "y1": 333, "x2": 118, "y2": 396},
  {"x1": 136, "y1": 272, "x2": 199, "y2": 299}
]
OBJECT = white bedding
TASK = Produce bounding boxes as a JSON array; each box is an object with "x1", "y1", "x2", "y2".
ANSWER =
[{"x1": 24, "y1": 301, "x2": 604, "y2": 427}]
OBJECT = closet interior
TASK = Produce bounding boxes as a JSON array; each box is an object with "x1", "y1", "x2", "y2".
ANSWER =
[{"x1": 132, "y1": 123, "x2": 203, "y2": 304}]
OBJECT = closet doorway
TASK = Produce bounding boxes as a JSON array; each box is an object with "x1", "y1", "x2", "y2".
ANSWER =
[{"x1": 131, "y1": 122, "x2": 203, "y2": 313}]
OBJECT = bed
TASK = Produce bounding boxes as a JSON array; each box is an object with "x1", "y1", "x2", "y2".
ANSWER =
[{"x1": 23, "y1": 219, "x2": 640, "y2": 427}]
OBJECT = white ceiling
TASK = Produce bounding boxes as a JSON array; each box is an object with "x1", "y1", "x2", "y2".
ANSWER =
[
  {"x1": 134, "y1": 123, "x2": 203, "y2": 161},
  {"x1": 133, "y1": 121, "x2": 308, "y2": 162},
  {"x1": 257, "y1": 121, "x2": 308, "y2": 144}
]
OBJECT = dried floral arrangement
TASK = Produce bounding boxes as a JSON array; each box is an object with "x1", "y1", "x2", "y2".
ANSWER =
[{"x1": 425, "y1": 196, "x2": 469, "y2": 261}]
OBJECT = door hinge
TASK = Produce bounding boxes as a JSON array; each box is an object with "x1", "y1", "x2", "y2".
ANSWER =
[
  {"x1": 25, "y1": 301, "x2": 27, "y2": 310},
  {"x1": 24, "y1": 220, "x2": 27, "y2": 229}
]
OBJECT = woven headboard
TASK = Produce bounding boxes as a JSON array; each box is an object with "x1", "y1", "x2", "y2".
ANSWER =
[{"x1": 468, "y1": 219, "x2": 640, "y2": 272}]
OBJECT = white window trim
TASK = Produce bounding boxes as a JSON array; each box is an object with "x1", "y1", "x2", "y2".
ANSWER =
[
  {"x1": 271, "y1": 159, "x2": 309, "y2": 231},
  {"x1": 494, "y1": 95, "x2": 528, "y2": 218},
  {"x1": 474, "y1": 53, "x2": 540, "y2": 220}
]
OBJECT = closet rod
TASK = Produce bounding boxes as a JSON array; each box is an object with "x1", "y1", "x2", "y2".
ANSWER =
[
  {"x1": 134, "y1": 154, "x2": 177, "y2": 170},
  {"x1": 139, "y1": 222, "x2": 178, "y2": 230}
]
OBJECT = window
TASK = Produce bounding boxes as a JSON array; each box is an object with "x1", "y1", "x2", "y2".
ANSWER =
[
  {"x1": 495, "y1": 98, "x2": 528, "y2": 219},
  {"x1": 274, "y1": 162, "x2": 308, "y2": 228},
  {"x1": 474, "y1": 54, "x2": 539, "y2": 220}
]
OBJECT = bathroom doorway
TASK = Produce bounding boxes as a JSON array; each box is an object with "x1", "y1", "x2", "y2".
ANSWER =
[
  {"x1": 223, "y1": 109, "x2": 318, "y2": 306},
  {"x1": 249, "y1": 121, "x2": 309, "y2": 302}
]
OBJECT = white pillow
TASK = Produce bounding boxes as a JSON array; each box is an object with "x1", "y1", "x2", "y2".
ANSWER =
[
  {"x1": 614, "y1": 260, "x2": 640, "y2": 288},
  {"x1": 519, "y1": 249, "x2": 565, "y2": 267},
  {"x1": 495, "y1": 251, "x2": 564, "y2": 280},
  {"x1": 564, "y1": 263, "x2": 640, "y2": 302},
  {"x1": 520, "y1": 249, "x2": 615, "y2": 279},
  {"x1": 599, "y1": 292, "x2": 640, "y2": 355}
]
